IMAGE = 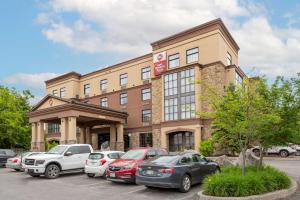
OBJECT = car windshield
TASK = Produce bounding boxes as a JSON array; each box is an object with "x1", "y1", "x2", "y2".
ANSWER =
[
  {"x1": 0, "y1": 150, "x2": 6, "y2": 155},
  {"x1": 88, "y1": 153, "x2": 104, "y2": 160},
  {"x1": 47, "y1": 146, "x2": 67, "y2": 154},
  {"x1": 152, "y1": 155, "x2": 180, "y2": 164},
  {"x1": 21, "y1": 152, "x2": 31, "y2": 157},
  {"x1": 121, "y1": 149, "x2": 146, "y2": 160}
]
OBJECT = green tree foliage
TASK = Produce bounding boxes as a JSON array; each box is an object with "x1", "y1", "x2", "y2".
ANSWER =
[{"x1": 0, "y1": 86, "x2": 33, "y2": 149}]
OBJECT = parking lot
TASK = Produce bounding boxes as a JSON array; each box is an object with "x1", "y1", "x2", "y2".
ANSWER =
[
  {"x1": 0, "y1": 159, "x2": 299, "y2": 200},
  {"x1": 0, "y1": 168, "x2": 200, "y2": 200}
]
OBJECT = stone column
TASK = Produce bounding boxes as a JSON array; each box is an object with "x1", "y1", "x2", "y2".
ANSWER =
[
  {"x1": 116, "y1": 123, "x2": 124, "y2": 151},
  {"x1": 79, "y1": 127, "x2": 86, "y2": 144},
  {"x1": 31, "y1": 123, "x2": 37, "y2": 151},
  {"x1": 60, "y1": 117, "x2": 68, "y2": 144},
  {"x1": 91, "y1": 133, "x2": 98, "y2": 150},
  {"x1": 110, "y1": 125, "x2": 116, "y2": 150},
  {"x1": 85, "y1": 127, "x2": 91, "y2": 144},
  {"x1": 36, "y1": 121, "x2": 45, "y2": 151},
  {"x1": 161, "y1": 131, "x2": 167, "y2": 149},
  {"x1": 194, "y1": 125, "x2": 202, "y2": 151},
  {"x1": 67, "y1": 116, "x2": 77, "y2": 144}
]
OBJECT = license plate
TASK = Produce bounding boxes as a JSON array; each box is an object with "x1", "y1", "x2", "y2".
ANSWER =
[
  {"x1": 146, "y1": 170, "x2": 154, "y2": 175},
  {"x1": 110, "y1": 172, "x2": 115, "y2": 177}
]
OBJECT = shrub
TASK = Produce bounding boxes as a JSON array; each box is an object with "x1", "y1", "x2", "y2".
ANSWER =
[
  {"x1": 199, "y1": 138, "x2": 214, "y2": 156},
  {"x1": 203, "y1": 166, "x2": 291, "y2": 197}
]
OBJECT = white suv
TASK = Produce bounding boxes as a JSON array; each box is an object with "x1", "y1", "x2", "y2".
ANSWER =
[
  {"x1": 253, "y1": 144, "x2": 297, "y2": 157},
  {"x1": 24, "y1": 144, "x2": 93, "y2": 179}
]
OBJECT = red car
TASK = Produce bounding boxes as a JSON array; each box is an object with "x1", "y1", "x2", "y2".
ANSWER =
[{"x1": 106, "y1": 148, "x2": 168, "y2": 183}]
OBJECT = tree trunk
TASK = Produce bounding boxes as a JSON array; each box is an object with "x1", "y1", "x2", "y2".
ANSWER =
[
  {"x1": 258, "y1": 145, "x2": 264, "y2": 169},
  {"x1": 241, "y1": 147, "x2": 246, "y2": 176}
]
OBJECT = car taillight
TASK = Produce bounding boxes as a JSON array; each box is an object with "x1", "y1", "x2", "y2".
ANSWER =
[
  {"x1": 12, "y1": 159, "x2": 18, "y2": 163},
  {"x1": 158, "y1": 168, "x2": 174, "y2": 174},
  {"x1": 100, "y1": 159, "x2": 107, "y2": 165}
]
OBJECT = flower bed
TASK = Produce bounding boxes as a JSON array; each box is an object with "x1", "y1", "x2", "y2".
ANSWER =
[{"x1": 203, "y1": 166, "x2": 291, "y2": 197}]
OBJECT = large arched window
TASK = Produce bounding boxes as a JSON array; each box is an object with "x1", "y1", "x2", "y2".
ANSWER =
[{"x1": 168, "y1": 131, "x2": 194, "y2": 152}]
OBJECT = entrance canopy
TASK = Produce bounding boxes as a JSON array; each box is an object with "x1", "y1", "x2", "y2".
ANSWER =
[{"x1": 28, "y1": 95, "x2": 128, "y2": 151}]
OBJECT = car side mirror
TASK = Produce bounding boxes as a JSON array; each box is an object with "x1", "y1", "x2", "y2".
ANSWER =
[{"x1": 65, "y1": 152, "x2": 73, "y2": 156}]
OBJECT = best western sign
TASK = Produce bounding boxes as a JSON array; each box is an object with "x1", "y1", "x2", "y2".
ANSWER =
[{"x1": 153, "y1": 51, "x2": 167, "y2": 76}]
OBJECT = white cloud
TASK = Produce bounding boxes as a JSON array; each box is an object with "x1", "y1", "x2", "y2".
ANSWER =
[
  {"x1": 4, "y1": 73, "x2": 59, "y2": 89},
  {"x1": 36, "y1": 0, "x2": 300, "y2": 77}
]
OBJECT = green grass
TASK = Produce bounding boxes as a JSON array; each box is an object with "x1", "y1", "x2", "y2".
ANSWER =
[{"x1": 203, "y1": 166, "x2": 291, "y2": 197}]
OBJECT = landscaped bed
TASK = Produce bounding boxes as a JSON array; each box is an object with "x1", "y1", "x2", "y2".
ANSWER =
[{"x1": 202, "y1": 166, "x2": 291, "y2": 197}]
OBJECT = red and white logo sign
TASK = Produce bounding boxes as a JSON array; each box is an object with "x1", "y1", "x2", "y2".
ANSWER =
[{"x1": 153, "y1": 51, "x2": 167, "y2": 76}]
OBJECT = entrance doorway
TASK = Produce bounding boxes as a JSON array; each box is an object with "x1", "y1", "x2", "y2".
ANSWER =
[
  {"x1": 168, "y1": 131, "x2": 194, "y2": 152},
  {"x1": 98, "y1": 133, "x2": 110, "y2": 149}
]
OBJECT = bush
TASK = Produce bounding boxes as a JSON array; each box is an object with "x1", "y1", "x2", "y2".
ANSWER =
[
  {"x1": 199, "y1": 138, "x2": 214, "y2": 156},
  {"x1": 203, "y1": 166, "x2": 291, "y2": 197}
]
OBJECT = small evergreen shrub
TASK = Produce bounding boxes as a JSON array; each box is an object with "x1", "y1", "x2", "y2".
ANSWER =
[
  {"x1": 203, "y1": 166, "x2": 291, "y2": 197},
  {"x1": 199, "y1": 138, "x2": 214, "y2": 156}
]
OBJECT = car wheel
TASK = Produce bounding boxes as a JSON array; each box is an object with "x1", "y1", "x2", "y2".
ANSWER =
[
  {"x1": 87, "y1": 173, "x2": 95, "y2": 178},
  {"x1": 253, "y1": 149, "x2": 260, "y2": 157},
  {"x1": 45, "y1": 164, "x2": 60, "y2": 179},
  {"x1": 279, "y1": 150, "x2": 289, "y2": 158},
  {"x1": 179, "y1": 174, "x2": 191, "y2": 193}
]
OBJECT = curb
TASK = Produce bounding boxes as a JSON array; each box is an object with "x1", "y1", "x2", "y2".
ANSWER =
[{"x1": 197, "y1": 178, "x2": 298, "y2": 200}]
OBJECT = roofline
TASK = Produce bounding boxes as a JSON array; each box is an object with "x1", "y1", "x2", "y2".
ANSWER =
[{"x1": 151, "y1": 18, "x2": 239, "y2": 51}]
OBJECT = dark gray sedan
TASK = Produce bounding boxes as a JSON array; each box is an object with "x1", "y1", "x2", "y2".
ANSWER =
[{"x1": 136, "y1": 152, "x2": 220, "y2": 192}]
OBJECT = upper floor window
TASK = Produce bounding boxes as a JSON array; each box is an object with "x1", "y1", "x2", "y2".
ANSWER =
[
  {"x1": 120, "y1": 93, "x2": 128, "y2": 105},
  {"x1": 142, "y1": 109, "x2": 151, "y2": 122},
  {"x1": 236, "y1": 72, "x2": 243, "y2": 86},
  {"x1": 168, "y1": 53, "x2": 180, "y2": 69},
  {"x1": 60, "y1": 87, "x2": 66, "y2": 98},
  {"x1": 48, "y1": 123, "x2": 60, "y2": 134},
  {"x1": 164, "y1": 73, "x2": 178, "y2": 97},
  {"x1": 141, "y1": 67, "x2": 151, "y2": 80},
  {"x1": 52, "y1": 89, "x2": 58, "y2": 96},
  {"x1": 84, "y1": 84, "x2": 90, "y2": 95},
  {"x1": 227, "y1": 52, "x2": 232, "y2": 65},
  {"x1": 100, "y1": 79, "x2": 108, "y2": 91},
  {"x1": 186, "y1": 48, "x2": 199, "y2": 64},
  {"x1": 180, "y1": 68, "x2": 195, "y2": 93},
  {"x1": 142, "y1": 88, "x2": 151, "y2": 101},
  {"x1": 120, "y1": 73, "x2": 128, "y2": 86},
  {"x1": 100, "y1": 97, "x2": 108, "y2": 107}
]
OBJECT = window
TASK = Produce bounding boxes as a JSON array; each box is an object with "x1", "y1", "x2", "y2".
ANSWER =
[
  {"x1": 186, "y1": 47, "x2": 199, "y2": 63},
  {"x1": 139, "y1": 133, "x2": 153, "y2": 147},
  {"x1": 142, "y1": 88, "x2": 151, "y2": 101},
  {"x1": 52, "y1": 90, "x2": 58, "y2": 96},
  {"x1": 169, "y1": 132, "x2": 194, "y2": 152},
  {"x1": 120, "y1": 93, "x2": 128, "y2": 105},
  {"x1": 79, "y1": 146, "x2": 91, "y2": 154},
  {"x1": 100, "y1": 97, "x2": 108, "y2": 107},
  {"x1": 142, "y1": 109, "x2": 151, "y2": 122},
  {"x1": 60, "y1": 87, "x2": 66, "y2": 97},
  {"x1": 48, "y1": 123, "x2": 60, "y2": 134},
  {"x1": 120, "y1": 73, "x2": 128, "y2": 86},
  {"x1": 108, "y1": 153, "x2": 122, "y2": 159},
  {"x1": 100, "y1": 79, "x2": 108, "y2": 91},
  {"x1": 168, "y1": 53, "x2": 180, "y2": 69},
  {"x1": 164, "y1": 69, "x2": 195, "y2": 121},
  {"x1": 180, "y1": 95, "x2": 196, "y2": 119},
  {"x1": 227, "y1": 52, "x2": 232, "y2": 65},
  {"x1": 84, "y1": 84, "x2": 90, "y2": 95},
  {"x1": 66, "y1": 146, "x2": 81, "y2": 154},
  {"x1": 235, "y1": 72, "x2": 243, "y2": 86},
  {"x1": 141, "y1": 67, "x2": 151, "y2": 80}
]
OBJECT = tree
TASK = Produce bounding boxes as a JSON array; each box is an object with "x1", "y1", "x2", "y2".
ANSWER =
[{"x1": 0, "y1": 86, "x2": 33, "y2": 149}]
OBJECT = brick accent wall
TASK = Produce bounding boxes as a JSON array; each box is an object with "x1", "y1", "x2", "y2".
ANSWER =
[{"x1": 151, "y1": 78, "x2": 163, "y2": 124}]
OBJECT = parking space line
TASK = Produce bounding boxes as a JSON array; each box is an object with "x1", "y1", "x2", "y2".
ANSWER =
[{"x1": 124, "y1": 186, "x2": 146, "y2": 194}]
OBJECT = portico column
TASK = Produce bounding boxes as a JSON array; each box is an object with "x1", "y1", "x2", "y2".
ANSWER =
[
  {"x1": 110, "y1": 125, "x2": 116, "y2": 150},
  {"x1": 161, "y1": 131, "x2": 167, "y2": 149},
  {"x1": 31, "y1": 123, "x2": 37, "y2": 151},
  {"x1": 79, "y1": 127, "x2": 86, "y2": 144},
  {"x1": 116, "y1": 123, "x2": 124, "y2": 151},
  {"x1": 67, "y1": 116, "x2": 77, "y2": 144},
  {"x1": 91, "y1": 133, "x2": 98, "y2": 150},
  {"x1": 36, "y1": 121, "x2": 45, "y2": 152},
  {"x1": 194, "y1": 125, "x2": 201, "y2": 151},
  {"x1": 60, "y1": 117, "x2": 68, "y2": 144},
  {"x1": 85, "y1": 127, "x2": 91, "y2": 144}
]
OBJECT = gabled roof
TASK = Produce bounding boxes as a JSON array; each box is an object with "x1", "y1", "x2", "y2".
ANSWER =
[{"x1": 31, "y1": 94, "x2": 71, "y2": 111}]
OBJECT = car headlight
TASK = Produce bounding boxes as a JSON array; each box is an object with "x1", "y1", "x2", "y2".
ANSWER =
[{"x1": 35, "y1": 160, "x2": 45, "y2": 166}]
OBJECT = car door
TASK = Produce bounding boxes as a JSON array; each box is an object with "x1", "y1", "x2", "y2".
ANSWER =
[
  {"x1": 78, "y1": 145, "x2": 92, "y2": 168},
  {"x1": 62, "y1": 146, "x2": 81, "y2": 170},
  {"x1": 194, "y1": 154, "x2": 211, "y2": 182},
  {"x1": 180, "y1": 154, "x2": 198, "y2": 184}
]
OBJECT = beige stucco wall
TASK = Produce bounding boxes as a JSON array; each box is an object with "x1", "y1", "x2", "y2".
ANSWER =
[
  {"x1": 37, "y1": 97, "x2": 67, "y2": 110},
  {"x1": 46, "y1": 78, "x2": 80, "y2": 99}
]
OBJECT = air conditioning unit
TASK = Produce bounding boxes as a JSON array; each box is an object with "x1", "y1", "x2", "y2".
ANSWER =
[
  {"x1": 143, "y1": 80, "x2": 150, "y2": 85},
  {"x1": 121, "y1": 85, "x2": 127, "y2": 90}
]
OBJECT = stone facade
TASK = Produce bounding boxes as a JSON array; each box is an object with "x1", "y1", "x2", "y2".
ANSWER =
[
  {"x1": 152, "y1": 129, "x2": 162, "y2": 148},
  {"x1": 130, "y1": 132, "x2": 140, "y2": 148},
  {"x1": 151, "y1": 78, "x2": 163, "y2": 125}
]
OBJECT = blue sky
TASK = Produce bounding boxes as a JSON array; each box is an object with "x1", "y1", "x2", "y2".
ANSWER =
[{"x1": 1, "y1": 0, "x2": 300, "y2": 103}]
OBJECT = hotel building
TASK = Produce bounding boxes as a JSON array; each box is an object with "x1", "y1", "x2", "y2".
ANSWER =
[{"x1": 28, "y1": 18, "x2": 246, "y2": 152}]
